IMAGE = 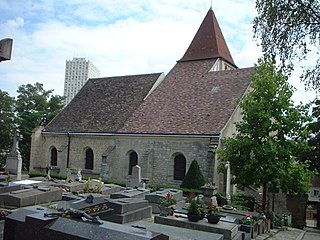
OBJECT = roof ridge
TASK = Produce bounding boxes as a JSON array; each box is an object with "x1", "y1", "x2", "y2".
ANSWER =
[{"x1": 178, "y1": 8, "x2": 236, "y2": 67}]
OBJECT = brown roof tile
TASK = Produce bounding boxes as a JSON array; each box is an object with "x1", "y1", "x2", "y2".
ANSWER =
[
  {"x1": 44, "y1": 73, "x2": 163, "y2": 133},
  {"x1": 179, "y1": 8, "x2": 236, "y2": 67},
  {"x1": 120, "y1": 60, "x2": 254, "y2": 135}
]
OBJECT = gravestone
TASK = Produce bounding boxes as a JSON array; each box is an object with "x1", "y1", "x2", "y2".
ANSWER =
[
  {"x1": 0, "y1": 186, "x2": 62, "y2": 207},
  {"x1": 66, "y1": 168, "x2": 77, "y2": 182},
  {"x1": 77, "y1": 169, "x2": 82, "y2": 181},
  {"x1": 3, "y1": 205, "x2": 168, "y2": 240},
  {"x1": 145, "y1": 189, "x2": 183, "y2": 213},
  {"x1": 127, "y1": 165, "x2": 141, "y2": 188},
  {"x1": 89, "y1": 179, "x2": 104, "y2": 190},
  {"x1": 111, "y1": 188, "x2": 150, "y2": 199},
  {"x1": 103, "y1": 198, "x2": 152, "y2": 224},
  {"x1": 5, "y1": 128, "x2": 22, "y2": 180}
]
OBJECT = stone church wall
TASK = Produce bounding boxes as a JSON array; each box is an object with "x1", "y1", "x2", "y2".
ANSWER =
[{"x1": 30, "y1": 132, "x2": 216, "y2": 185}]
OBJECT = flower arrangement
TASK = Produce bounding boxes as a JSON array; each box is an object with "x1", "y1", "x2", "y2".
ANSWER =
[
  {"x1": 207, "y1": 202, "x2": 220, "y2": 216},
  {"x1": 160, "y1": 192, "x2": 177, "y2": 207},
  {"x1": 242, "y1": 214, "x2": 257, "y2": 225}
]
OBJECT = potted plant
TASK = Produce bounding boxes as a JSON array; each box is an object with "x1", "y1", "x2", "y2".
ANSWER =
[
  {"x1": 196, "y1": 196, "x2": 206, "y2": 220},
  {"x1": 187, "y1": 199, "x2": 201, "y2": 222},
  {"x1": 159, "y1": 192, "x2": 177, "y2": 216},
  {"x1": 240, "y1": 214, "x2": 258, "y2": 238},
  {"x1": 206, "y1": 202, "x2": 220, "y2": 224}
]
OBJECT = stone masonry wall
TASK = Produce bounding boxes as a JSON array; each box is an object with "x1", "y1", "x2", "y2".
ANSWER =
[{"x1": 30, "y1": 133, "x2": 216, "y2": 185}]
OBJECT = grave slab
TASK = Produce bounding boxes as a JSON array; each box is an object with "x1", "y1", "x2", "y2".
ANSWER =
[
  {"x1": 154, "y1": 215, "x2": 239, "y2": 240},
  {"x1": 104, "y1": 198, "x2": 152, "y2": 224},
  {"x1": 3, "y1": 206, "x2": 168, "y2": 240},
  {"x1": 111, "y1": 188, "x2": 150, "y2": 199},
  {"x1": 145, "y1": 189, "x2": 183, "y2": 213},
  {"x1": 101, "y1": 184, "x2": 125, "y2": 195},
  {"x1": 0, "y1": 186, "x2": 62, "y2": 207}
]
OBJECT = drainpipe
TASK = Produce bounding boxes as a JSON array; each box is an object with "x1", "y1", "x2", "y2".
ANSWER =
[
  {"x1": 225, "y1": 161, "x2": 231, "y2": 204},
  {"x1": 67, "y1": 132, "x2": 70, "y2": 169}
]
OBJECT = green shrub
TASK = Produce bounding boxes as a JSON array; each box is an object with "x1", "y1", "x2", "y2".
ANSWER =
[
  {"x1": 180, "y1": 160, "x2": 205, "y2": 191},
  {"x1": 148, "y1": 183, "x2": 180, "y2": 192},
  {"x1": 29, "y1": 171, "x2": 46, "y2": 178},
  {"x1": 51, "y1": 173, "x2": 67, "y2": 180},
  {"x1": 102, "y1": 178, "x2": 126, "y2": 187}
]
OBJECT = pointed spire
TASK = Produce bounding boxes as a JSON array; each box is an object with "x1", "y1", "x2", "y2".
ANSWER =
[{"x1": 178, "y1": 8, "x2": 236, "y2": 67}]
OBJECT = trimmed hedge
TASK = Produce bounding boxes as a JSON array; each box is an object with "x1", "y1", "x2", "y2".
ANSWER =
[{"x1": 180, "y1": 160, "x2": 205, "y2": 190}]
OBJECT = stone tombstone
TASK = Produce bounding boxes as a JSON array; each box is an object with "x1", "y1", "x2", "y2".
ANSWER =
[
  {"x1": 5, "y1": 128, "x2": 22, "y2": 180},
  {"x1": 66, "y1": 168, "x2": 77, "y2": 182},
  {"x1": 46, "y1": 165, "x2": 52, "y2": 180},
  {"x1": 76, "y1": 169, "x2": 82, "y2": 181},
  {"x1": 90, "y1": 179, "x2": 104, "y2": 190},
  {"x1": 127, "y1": 165, "x2": 141, "y2": 188}
]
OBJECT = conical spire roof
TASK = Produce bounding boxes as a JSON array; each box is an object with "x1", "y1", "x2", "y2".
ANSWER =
[{"x1": 178, "y1": 8, "x2": 236, "y2": 67}]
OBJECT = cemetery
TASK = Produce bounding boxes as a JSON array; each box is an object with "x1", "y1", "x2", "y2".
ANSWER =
[
  {"x1": 0, "y1": 162, "x2": 276, "y2": 240},
  {"x1": 0, "y1": 130, "x2": 296, "y2": 239}
]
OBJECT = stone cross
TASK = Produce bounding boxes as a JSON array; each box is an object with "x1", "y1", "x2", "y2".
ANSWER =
[
  {"x1": 5, "y1": 127, "x2": 23, "y2": 180},
  {"x1": 11, "y1": 128, "x2": 22, "y2": 153}
]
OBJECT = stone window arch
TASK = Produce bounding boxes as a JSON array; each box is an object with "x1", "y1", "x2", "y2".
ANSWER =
[
  {"x1": 128, "y1": 150, "x2": 138, "y2": 175},
  {"x1": 50, "y1": 146, "x2": 57, "y2": 166},
  {"x1": 85, "y1": 148, "x2": 94, "y2": 170},
  {"x1": 174, "y1": 153, "x2": 186, "y2": 180}
]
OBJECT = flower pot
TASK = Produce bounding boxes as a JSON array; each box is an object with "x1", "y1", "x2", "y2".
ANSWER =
[
  {"x1": 240, "y1": 224, "x2": 258, "y2": 239},
  {"x1": 207, "y1": 215, "x2": 220, "y2": 224},
  {"x1": 159, "y1": 205, "x2": 174, "y2": 217},
  {"x1": 187, "y1": 213, "x2": 200, "y2": 222}
]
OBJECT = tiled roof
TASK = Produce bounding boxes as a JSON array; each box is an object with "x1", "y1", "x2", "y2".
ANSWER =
[
  {"x1": 44, "y1": 73, "x2": 163, "y2": 133},
  {"x1": 119, "y1": 60, "x2": 254, "y2": 135},
  {"x1": 179, "y1": 8, "x2": 236, "y2": 67}
]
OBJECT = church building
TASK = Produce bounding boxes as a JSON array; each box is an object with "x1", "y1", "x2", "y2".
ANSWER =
[{"x1": 30, "y1": 8, "x2": 254, "y2": 190}]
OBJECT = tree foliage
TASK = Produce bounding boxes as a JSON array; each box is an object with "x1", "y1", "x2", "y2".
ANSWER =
[
  {"x1": 300, "y1": 99, "x2": 320, "y2": 174},
  {"x1": 15, "y1": 83, "x2": 64, "y2": 170},
  {"x1": 180, "y1": 160, "x2": 205, "y2": 190},
  {"x1": 253, "y1": 0, "x2": 320, "y2": 91},
  {"x1": 217, "y1": 58, "x2": 312, "y2": 205},
  {"x1": 0, "y1": 90, "x2": 15, "y2": 166}
]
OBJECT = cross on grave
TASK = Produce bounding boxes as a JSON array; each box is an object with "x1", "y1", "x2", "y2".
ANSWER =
[{"x1": 5, "y1": 127, "x2": 23, "y2": 180}]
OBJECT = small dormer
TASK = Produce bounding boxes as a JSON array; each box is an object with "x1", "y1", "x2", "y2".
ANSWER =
[{"x1": 209, "y1": 58, "x2": 236, "y2": 72}]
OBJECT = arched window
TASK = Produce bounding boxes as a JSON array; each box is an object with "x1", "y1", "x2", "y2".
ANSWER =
[
  {"x1": 174, "y1": 154, "x2": 186, "y2": 180},
  {"x1": 85, "y1": 148, "x2": 94, "y2": 170},
  {"x1": 128, "y1": 151, "x2": 138, "y2": 175},
  {"x1": 50, "y1": 147, "x2": 57, "y2": 166}
]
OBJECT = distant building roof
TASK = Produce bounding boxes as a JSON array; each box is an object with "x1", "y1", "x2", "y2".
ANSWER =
[
  {"x1": 44, "y1": 73, "x2": 163, "y2": 133},
  {"x1": 178, "y1": 8, "x2": 236, "y2": 67},
  {"x1": 120, "y1": 60, "x2": 253, "y2": 135}
]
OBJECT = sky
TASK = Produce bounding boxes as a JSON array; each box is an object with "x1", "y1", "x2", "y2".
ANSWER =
[{"x1": 0, "y1": 0, "x2": 317, "y2": 103}]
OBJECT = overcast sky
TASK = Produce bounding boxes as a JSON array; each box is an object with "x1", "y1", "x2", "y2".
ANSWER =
[{"x1": 0, "y1": 0, "x2": 316, "y2": 103}]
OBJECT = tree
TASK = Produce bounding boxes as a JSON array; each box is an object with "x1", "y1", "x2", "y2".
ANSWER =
[
  {"x1": 15, "y1": 83, "x2": 64, "y2": 170},
  {"x1": 217, "y1": 58, "x2": 312, "y2": 210},
  {"x1": 180, "y1": 160, "x2": 205, "y2": 190},
  {"x1": 300, "y1": 99, "x2": 320, "y2": 174},
  {"x1": 0, "y1": 90, "x2": 15, "y2": 166},
  {"x1": 253, "y1": 0, "x2": 320, "y2": 91}
]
